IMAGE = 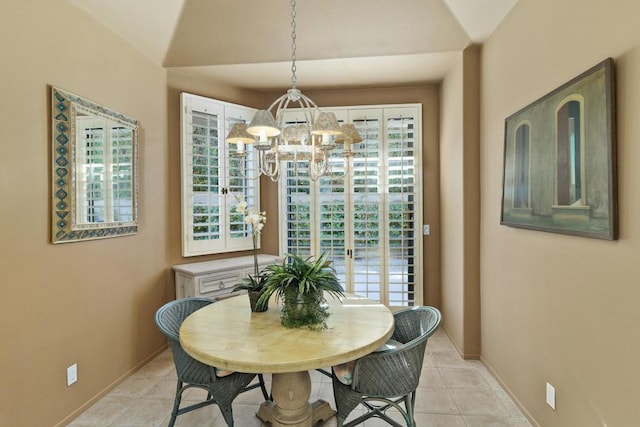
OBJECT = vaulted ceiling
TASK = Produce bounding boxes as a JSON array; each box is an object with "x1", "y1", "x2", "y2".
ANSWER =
[{"x1": 70, "y1": 0, "x2": 519, "y2": 90}]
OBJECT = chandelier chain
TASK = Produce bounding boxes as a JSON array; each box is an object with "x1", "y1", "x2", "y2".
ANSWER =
[{"x1": 290, "y1": 0, "x2": 297, "y2": 88}]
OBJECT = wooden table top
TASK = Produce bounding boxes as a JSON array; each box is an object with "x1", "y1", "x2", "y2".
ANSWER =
[{"x1": 179, "y1": 293, "x2": 394, "y2": 374}]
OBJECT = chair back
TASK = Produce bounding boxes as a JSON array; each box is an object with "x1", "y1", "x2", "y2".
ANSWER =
[
  {"x1": 155, "y1": 298, "x2": 214, "y2": 384},
  {"x1": 391, "y1": 306, "x2": 442, "y2": 345},
  {"x1": 352, "y1": 306, "x2": 441, "y2": 396}
]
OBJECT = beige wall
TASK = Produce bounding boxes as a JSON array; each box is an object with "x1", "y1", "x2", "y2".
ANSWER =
[
  {"x1": 479, "y1": 0, "x2": 640, "y2": 425},
  {"x1": 0, "y1": 5, "x2": 271, "y2": 426},
  {"x1": 441, "y1": 53, "x2": 466, "y2": 351},
  {"x1": 0, "y1": 1, "x2": 172, "y2": 426},
  {"x1": 440, "y1": 46, "x2": 481, "y2": 358}
]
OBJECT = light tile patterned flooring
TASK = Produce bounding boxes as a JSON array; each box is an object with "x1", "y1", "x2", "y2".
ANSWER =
[{"x1": 68, "y1": 329, "x2": 531, "y2": 426}]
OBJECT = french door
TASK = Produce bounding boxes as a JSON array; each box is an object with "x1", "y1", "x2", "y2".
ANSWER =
[{"x1": 278, "y1": 105, "x2": 422, "y2": 308}]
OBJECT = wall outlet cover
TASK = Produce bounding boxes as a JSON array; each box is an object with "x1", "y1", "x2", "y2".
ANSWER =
[
  {"x1": 546, "y1": 382, "x2": 556, "y2": 410},
  {"x1": 67, "y1": 364, "x2": 78, "y2": 386}
]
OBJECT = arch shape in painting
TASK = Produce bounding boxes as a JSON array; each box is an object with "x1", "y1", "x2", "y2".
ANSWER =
[
  {"x1": 513, "y1": 120, "x2": 532, "y2": 210},
  {"x1": 554, "y1": 95, "x2": 586, "y2": 207}
]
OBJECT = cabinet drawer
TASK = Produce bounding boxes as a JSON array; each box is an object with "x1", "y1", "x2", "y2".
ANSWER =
[{"x1": 197, "y1": 271, "x2": 241, "y2": 295}]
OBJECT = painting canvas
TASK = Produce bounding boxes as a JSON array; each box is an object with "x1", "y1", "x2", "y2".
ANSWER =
[{"x1": 500, "y1": 58, "x2": 617, "y2": 240}]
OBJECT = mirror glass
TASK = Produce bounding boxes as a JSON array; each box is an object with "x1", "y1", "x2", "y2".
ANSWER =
[{"x1": 52, "y1": 87, "x2": 138, "y2": 243}]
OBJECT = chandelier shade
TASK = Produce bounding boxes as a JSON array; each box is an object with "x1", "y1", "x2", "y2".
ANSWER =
[
  {"x1": 226, "y1": 123, "x2": 255, "y2": 156},
  {"x1": 311, "y1": 112, "x2": 342, "y2": 135},
  {"x1": 246, "y1": 110, "x2": 280, "y2": 141},
  {"x1": 226, "y1": 123, "x2": 255, "y2": 144},
  {"x1": 336, "y1": 123, "x2": 363, "y2": 144}
]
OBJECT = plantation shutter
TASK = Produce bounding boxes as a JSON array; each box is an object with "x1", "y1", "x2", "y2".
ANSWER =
[
  {"x1": 278, "y1": 104, "x2": 423, "y2": 308},
  {"x1": 180, "y1": 93, "x2": 257, "y2": 256}
]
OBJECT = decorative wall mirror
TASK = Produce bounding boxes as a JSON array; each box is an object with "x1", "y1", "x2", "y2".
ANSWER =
[{"x1": 51, "y1": 87, "x2": 139, "y2": 243}]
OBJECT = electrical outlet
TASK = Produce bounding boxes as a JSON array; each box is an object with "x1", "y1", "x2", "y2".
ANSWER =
[
  {"x1": 546, "y1": 382, "x2": 556, "y2": 410},
  {"x1": 423, "y1": 224, "x2": 430, "y2": 235},
  {"x1": 67, "y1": 363, "x2": 78, "y2": 386}
]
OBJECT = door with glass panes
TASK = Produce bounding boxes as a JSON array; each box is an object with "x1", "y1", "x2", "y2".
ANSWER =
[{"x1": 278, "y1": 105, "x2": 422, "y2": 308}]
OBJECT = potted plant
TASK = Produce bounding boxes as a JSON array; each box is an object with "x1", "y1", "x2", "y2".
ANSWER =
[
  {"x1": 257, "y1": 252, "x2": 344, "y2": 330},
  {"x1": 231, "y1": 195, "x2": 269, "y2": 312},
  {"x1": 232, "y1": 272, "x2": 271, "y2": 312}
]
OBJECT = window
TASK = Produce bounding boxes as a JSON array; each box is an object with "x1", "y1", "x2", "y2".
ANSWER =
[
  {"x1": 180, "y1": 93, "x2": 259, "y2": 256},
  {"x1": 279, "y1": 105, "x2": 423, "y2": 307}
]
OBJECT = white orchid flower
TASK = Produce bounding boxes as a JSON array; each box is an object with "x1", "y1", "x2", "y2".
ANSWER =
[{"x1": 233, "y1": 194, "x2": 267, "y2": 278}]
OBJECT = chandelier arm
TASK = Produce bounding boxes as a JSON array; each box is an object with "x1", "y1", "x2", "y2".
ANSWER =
[
  {"x1": 307, "y1": 152, "x2": 323, "y2": 181},
  {"x1": 270, "y1": 159, "x2": 280, "y2": 182},
  {"x1": 299, "y1": 93, "x2": 319, "y2": 110},
  {"x1": 235, "y1": 170, "x2": 260, "y2": 181},
  {"x1": 331, "y1": 159, "x2": 351, "y2": 179},
  {"x1": 309, "y1": 161, "x2": 319, "y2": 181},
  {"x1": 318, "y1": 155, "x2": 331, "y2": 176},
  {"x1": 288, "y1": 154, "x2": 295, "y2": 177},
  {"x1": 309, "y1": 141, "x2": 317, "y2": 170},
  {"x1": 258, "y1": 150, "x2": 273, "y2": 176},
  {"x1": 234, "y1": 165, "x2": 261, "y2": 181},
  {"x1": 298, "y1": 96, "x2": 318, "y2": 128},
  {"x1": 257, "y1": 150, "x2": 269, "y2": 175},
  {"x1": 310, "y1": 158, "x2": 328, "y2": 181},
  {"x1": 267, "y1": 94, "x2": 289, "y2": 117},
  {"x1": 275, "y1": 97, "x2": 293, "y2": 129},
  {"x1": 229, "y1": 152, "x2": 262, "y2": 181},
  {"x1": 342, "y1": 156, "x2": 351, "y2": 178}
]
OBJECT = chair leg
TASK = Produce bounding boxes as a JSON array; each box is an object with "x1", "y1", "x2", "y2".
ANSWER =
[
  {"x1": 258, "y1": 374, "x2": 270, "y2": 401},
  {"x1": 316, "y1": 368, "x2": 332, "y2": 378},
  {"x1": 168, "y1": 380, "x2": 184, "y2": 427},
  {"x1": 345, "y1": 397, "x2": 410, "y2": 427},
  {"x1": 219, "y1": 405, "x2": 235, "y2": 427},
  {"x1": 406, "y1": 391, "x2": 416, "y2": 427}
]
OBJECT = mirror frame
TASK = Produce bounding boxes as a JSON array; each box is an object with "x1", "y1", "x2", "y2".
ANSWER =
[{"x1": 51, "y1": 87, "x2": 139, "y2": 243}]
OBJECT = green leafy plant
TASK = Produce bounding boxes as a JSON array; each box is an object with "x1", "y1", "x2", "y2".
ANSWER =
[
  {"x1": 258, "y1": 252, "x2": 344, "y2": 330},
  {"x1": 233, "y1": 272, "x2": 269, "y2": 292}
]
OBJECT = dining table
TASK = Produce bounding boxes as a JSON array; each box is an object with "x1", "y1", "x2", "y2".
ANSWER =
[{"x1": 179, "y1": 292, "x2": 394, "y2": 427}]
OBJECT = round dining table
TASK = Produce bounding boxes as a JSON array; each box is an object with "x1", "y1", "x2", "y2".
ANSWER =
[{"x1": 179, "y1": 293, "x2": 394, "y2": 427}]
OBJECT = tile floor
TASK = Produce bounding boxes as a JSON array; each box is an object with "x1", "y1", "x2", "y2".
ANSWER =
[{"x1": 68, "y1": 329, "x2": 531, "y2": 426}]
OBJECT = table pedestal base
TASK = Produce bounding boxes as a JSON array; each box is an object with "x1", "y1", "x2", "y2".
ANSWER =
[{"x1": 256, "y1": 371, "x2": 336, "y2": 427}]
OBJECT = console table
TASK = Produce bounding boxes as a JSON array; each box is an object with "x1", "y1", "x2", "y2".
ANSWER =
[{"x1": 173, "y1": 254, "x2": 280, "y2": 300}]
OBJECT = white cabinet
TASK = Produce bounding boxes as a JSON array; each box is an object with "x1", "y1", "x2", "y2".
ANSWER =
[{"x1": 173, "y1": 254, "x2": 280, "y2": 300}]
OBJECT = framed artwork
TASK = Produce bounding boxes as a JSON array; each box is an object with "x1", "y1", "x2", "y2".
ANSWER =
[{"x1": 500, "y1": 58, "x2": 617, "y2": 240}]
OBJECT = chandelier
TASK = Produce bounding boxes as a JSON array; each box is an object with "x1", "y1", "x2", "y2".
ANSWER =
[{"x1": 225, "y1": 0, "x2": 361, "y2": 181}]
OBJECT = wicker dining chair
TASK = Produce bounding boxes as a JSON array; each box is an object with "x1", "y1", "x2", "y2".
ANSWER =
[
  {"x1": 331, "y1": 306, "x2": 442, "y2": 427},
  {"x1": 155, "y1": 297, "x2": 270, "y2": 427}
]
